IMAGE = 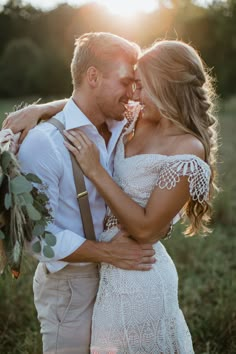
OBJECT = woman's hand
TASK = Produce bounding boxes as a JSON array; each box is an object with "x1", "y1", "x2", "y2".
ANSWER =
[
  {"x1": 63, "y1": 129, "x2": 102, "y2": 179},
  {"x1": 0, "y1": 129, "x2": 20, "y2": 153},
  {"x1": 2, "y1": 99, "x2": 68, "y2": 144},
  {"x1": 2, "y1": 104, "x2": 43, "y2": 144}
]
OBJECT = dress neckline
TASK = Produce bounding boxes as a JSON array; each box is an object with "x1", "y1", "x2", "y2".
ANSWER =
[{"x1": 120, "y1": 115, "x2": 210, "y2": 169}]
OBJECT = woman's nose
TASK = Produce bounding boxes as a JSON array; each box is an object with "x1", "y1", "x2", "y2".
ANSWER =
[
  {"x1": 127, "y1": 84, "x2": 134, "y2": 100},
  {"x1": 132, "y1": 88, "x2": 140, "y2": 101}
]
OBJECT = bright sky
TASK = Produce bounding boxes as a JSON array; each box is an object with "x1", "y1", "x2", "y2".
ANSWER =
[{"x1": 0, "y1": 0, "x2": 159, "y2": 14}]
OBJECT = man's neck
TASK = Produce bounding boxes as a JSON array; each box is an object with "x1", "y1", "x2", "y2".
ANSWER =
[
  {"x1": 72, "y1": 91, "x2": 111, "y2": 146},
  {"x1": 72, "y1": 91, "x2": 105, "y2": 130}
]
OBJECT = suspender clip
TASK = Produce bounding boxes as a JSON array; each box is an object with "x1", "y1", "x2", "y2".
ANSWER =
[{"x1": 77, "y1": 191, "x2": 88, "y2": 199}]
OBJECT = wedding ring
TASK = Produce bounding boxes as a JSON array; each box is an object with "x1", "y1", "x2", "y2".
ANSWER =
[{"x1": 77, "y1": 145, "x2": 82, "y2": 151}]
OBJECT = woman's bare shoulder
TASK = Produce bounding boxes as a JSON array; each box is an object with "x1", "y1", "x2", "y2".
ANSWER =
[{"x1": 172, "y1": 134, "x2": 205, "y2": 160}]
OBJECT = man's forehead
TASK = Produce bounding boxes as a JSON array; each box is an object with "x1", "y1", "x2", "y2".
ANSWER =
[
  {"x1": 119, "y1": 65, "x2": 134, "y2": 80},
  {"x1": 112, "y1": 60, "x2": 134, "y2": 80}
]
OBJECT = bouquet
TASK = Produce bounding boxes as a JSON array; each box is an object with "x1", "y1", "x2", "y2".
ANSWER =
[{"x1": 0, "y1": 129, "x2": 56, "y2": 278}]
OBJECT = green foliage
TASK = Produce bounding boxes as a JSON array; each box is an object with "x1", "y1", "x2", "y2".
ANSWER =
[
  {"x1": 10, "y1": 175, "x2": 33, "y2": 194},
  {"x1": 0, "y1": 38, "x2": 44, "y2": 97},
  {"x1": 32, "y1": 240, "x2": 41, "y2": 253},
  {"x1": 42, "y1": 244, "x2": 54, "y2": 258},
  {"x1": 44, "y1": 232, "x2": 56, "y2": 247},
  {"x1": 0, "y1": 144, "x2": 55, "y2": 278}
]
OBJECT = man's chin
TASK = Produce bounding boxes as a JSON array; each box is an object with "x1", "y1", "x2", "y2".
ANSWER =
[{"x1": 111, "y1": 109, "x2": 126, "y2": 121}]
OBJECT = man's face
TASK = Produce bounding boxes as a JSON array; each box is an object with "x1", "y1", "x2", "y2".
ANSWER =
[{"x1": 96, "y1": 59, "x2": 135, "y2": 121}]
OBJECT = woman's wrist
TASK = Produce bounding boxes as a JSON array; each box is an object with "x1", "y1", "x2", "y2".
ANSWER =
[
  {"x1": 38, "y1": 99, "x2": 68, "y2": 121},
  {"x1": 89, "y1": 164, "x2": 106, "y2": 183},
  {"x1": 39, "y1": 103, "x2": 56, "y2": 120}
]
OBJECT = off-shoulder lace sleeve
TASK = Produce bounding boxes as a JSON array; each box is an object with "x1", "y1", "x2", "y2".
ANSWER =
[{"x1": 156, "y1": 155, "x2": 211, "y2": 203}]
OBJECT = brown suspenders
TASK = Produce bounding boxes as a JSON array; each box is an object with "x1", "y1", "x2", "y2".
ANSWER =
[{"x1": 48, "y1": 118, "x2": 96, "y2": 241}]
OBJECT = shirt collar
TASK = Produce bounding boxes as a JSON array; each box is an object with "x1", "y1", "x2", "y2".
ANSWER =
[
  {"x1": 63, "y1": 97, "x2": 127, "y2": 134},
  {"x1": 63, "y1": 97, "x2": 92, "y2": 131},
  {"x1": 106, "y1": 117, "x2": 127, "y2": 133}
]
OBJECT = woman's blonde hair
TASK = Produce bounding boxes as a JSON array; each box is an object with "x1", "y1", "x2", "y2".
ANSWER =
[{"x1": 138, "y1": 40, "x2": 218, "y2": 236}]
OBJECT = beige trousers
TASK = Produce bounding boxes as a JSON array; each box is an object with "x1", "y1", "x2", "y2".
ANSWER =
[{"x1": 33, "y1": 262, "x2": 99, "y2": 354}]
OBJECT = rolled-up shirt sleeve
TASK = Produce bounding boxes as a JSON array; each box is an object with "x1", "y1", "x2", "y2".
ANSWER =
[{"x1": 18, "y1": 128, "x2": 86, "y2": 269}]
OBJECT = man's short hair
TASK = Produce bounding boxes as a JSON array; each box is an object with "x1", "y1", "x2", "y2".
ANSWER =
[{"x1": 71, "y1": 32, "x2": 140, "y2": 88}]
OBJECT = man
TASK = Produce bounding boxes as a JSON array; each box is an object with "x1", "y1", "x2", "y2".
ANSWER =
[{"x1": 4, "y1": 33, "x2": 159, "y2": 354}]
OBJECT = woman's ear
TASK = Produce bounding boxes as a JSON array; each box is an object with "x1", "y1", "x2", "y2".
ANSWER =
[{"x1": 86, "y1": 66, "x2": 100, "y2": 88}]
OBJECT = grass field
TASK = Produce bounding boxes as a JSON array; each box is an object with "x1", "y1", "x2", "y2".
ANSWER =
[{"x1": 0, "y1": 98, "x2": 235, "y2": 354}]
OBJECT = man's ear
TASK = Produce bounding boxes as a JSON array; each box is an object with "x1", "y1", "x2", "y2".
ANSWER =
[{"x1": 86, "y1": 66, "x2": 100, "y2": 88}]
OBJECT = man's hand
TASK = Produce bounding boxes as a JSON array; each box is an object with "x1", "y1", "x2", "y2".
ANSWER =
[
  {"x1": 105, "y1": 229, "x2": 156, "y2": 271},
  {"x1": 61, "y1": 229, "x2": 156, "y2": 271}
]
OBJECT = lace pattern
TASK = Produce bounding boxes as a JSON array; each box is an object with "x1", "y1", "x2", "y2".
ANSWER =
[
  {"x1": 157, "y1": 155, "x2": 211, "y2": 203},
  {"x1": 104, "y1": 214, "x2": 119, "y2": 230}
]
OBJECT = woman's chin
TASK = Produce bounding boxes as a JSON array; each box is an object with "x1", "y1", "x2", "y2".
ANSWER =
[{"x1": 140, "y1": 108, "x2": 149, "y2": 119}]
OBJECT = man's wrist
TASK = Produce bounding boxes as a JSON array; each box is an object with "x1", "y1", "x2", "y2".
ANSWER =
[{"x1": 61, "y1": 240, "x2": 111, "y2": 264}]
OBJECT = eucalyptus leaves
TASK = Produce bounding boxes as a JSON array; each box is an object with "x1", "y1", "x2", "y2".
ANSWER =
[{"x1": 0, "y1": 147, "x2": 55, "y2": 278}]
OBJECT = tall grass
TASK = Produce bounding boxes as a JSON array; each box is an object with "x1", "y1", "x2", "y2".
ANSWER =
[{"x1": 0, "y1": 98, "x2": 235, "y2": 353}]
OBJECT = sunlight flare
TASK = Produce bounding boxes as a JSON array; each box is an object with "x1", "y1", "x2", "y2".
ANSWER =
[{"x1": 99, "y1": 0, "x2": 158, "y2": 17}]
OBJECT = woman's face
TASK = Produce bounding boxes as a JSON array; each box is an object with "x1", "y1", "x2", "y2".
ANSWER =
[{"x1": 133, "y1": 68, "x2": 159, "y2": 120}]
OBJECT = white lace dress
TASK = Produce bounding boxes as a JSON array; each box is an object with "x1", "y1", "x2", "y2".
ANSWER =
[{"x1": 90, "y1": 119, "x2": 211, "y2": 354}]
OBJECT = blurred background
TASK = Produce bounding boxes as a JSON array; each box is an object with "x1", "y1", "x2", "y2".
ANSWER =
[{"x1": 0, "y1": 0, "x2": 235, "y2": 353}]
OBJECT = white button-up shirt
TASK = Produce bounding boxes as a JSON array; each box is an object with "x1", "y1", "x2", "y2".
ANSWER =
[{"x1": 18, "y1": 98, "x2": 126, "y2": 273}]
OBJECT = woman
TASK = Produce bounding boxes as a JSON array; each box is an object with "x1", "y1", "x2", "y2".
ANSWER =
[{"x1": 3, "y1": 40, "x2": 218, "y2": 353}]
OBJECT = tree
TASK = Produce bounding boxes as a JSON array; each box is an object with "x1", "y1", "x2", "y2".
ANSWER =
[{"x1": 0, "y1": 38, "x2": 43, "y2": 97}]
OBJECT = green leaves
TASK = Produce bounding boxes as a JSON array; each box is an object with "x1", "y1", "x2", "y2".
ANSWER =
[
  {"x1": 21, "y1": 192, "x2": 34, "y2": 205},
  {"x1": 12, "y1": 240, "x2": 21, "y2": 263},
  {"x1": 43, "y1": 245, "x2": 54, "y2": 258},
  {"x1": 4, "y1": 193, "x2": 12, "y2": 210},
  {"x1": 32, "y1": 223, "x2": 45, "y2": 236},
  {"x1": 32, "y1": 241, "x2": 41, "y2": 253},
  {"x1": 44, "y1": 233, "x2": 56, "y2": 246},
  {"x1": 25, "y1": 204, "x2": 41, "y2": 221},
  {"x1": 25, "y1": 173, "x2": 42, "y2": 184},
  {"x1": 1, "y1": 151, "x2": 11, "y2": 172},
  {"x1": 32, "y1": 236, "x2": 55, "y2": 258},
  {"x1": 0, "y1": 147, "x2": 56, "y2": 277},
  {"x1": 10, "y1": 175, "x2": 33, "y2": 194}
]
